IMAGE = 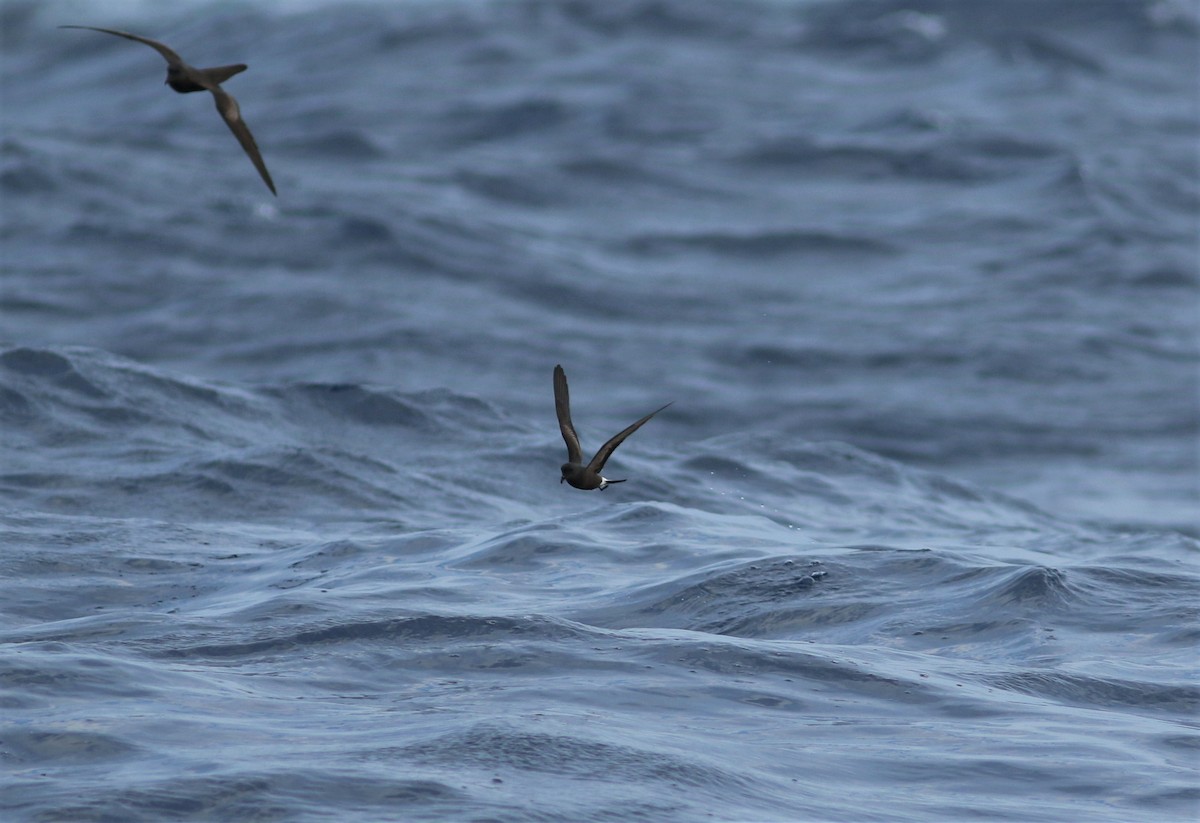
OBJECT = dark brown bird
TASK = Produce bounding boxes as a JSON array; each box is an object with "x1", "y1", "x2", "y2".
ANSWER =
[
  {"x1": 554, "y1": 364, "x2": 670, "y2": 491},
  {"x1": 60, "y1": 25, "x2": 276, "y2": 195}
]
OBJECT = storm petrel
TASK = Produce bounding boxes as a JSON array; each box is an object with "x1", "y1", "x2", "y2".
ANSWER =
[
  {"x1": 554, "y1": 364, "x2": 670, "y2": 491},
  {"x1": 60, "y1": 25, "x2": 276, "y2": 195}
]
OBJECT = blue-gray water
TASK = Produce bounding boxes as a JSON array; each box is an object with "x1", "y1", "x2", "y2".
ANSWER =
[{"x1": 2, "y1": 1, "x2": 1198, "y2": 820}]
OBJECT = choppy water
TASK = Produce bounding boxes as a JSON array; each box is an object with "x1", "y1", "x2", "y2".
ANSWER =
[{"x1": 2, "y1": 1, "x2": 1198, "y2": 820}]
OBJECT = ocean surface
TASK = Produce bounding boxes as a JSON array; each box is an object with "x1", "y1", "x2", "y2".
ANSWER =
[{"x1": 2, "y1": 0, "x2": 1198, "y2": 820}]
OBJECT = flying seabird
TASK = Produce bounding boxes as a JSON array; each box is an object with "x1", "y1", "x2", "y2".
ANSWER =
[
  {"x1": 554, "y1": 364, "x2": 670, "y2": 491},
  {"x1": 60, "y1": 25, "x2": 277, "y2": 195}
]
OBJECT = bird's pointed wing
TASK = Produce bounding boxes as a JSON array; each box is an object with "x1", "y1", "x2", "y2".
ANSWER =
[
  {"x1": 587, "y1": 401, "x2": 671, "y2": 473},
  {"x1": 211, "y1": 87, "x2": 277, "y2": 195},
  {"x1": 554, "y1": 365, "x2": 583, "y2": 465},
  {"x1": 60, "y1": 25, "x2": 185, "y2": 67}
]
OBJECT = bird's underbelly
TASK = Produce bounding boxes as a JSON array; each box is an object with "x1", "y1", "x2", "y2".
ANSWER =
[{"x1": 167, "y1": 79, "x2": 207, "y2": 93}]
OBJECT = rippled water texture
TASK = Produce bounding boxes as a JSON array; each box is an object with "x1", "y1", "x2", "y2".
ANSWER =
[{"x1": 2, "y1": 1, "x2": 1198, "y2": 821}]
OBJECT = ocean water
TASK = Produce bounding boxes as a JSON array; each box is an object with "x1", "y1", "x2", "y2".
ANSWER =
[{"x1": 2, "y1": 0, "x2": 1198, "y2": 820}]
